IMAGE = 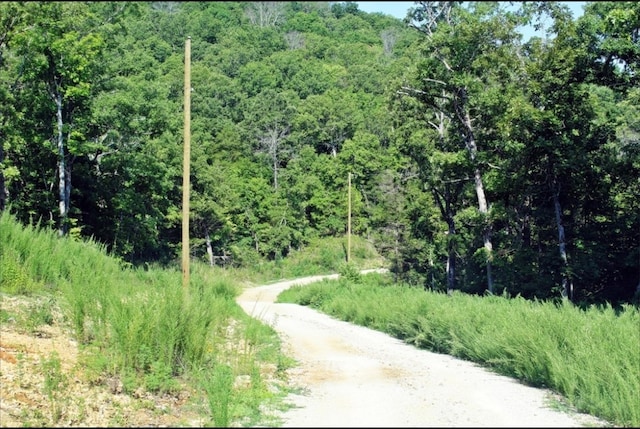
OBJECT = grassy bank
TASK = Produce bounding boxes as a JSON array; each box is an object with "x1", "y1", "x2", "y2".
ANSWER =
[
  {"x1": 0, "y1": 210, "x2": 382, "y2": 427},
  {"x1": 277, "y1": 273, "x2": 640, "y2": 427},
  {"x1": 1, "y1": 211, "x2": 291, "y2": 426}
]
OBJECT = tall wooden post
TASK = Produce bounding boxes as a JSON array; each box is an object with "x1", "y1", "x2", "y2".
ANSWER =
[
  {"x1": 347, "y1": 172, "x2": 351, "y2": 263},
  {"x1": 182, "y1": 37, "x2": 191, "y2": 289}
]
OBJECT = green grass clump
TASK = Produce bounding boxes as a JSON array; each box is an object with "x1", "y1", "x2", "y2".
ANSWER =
[{"x1": 0, "y1": 248, "x2": 43, "y2": 295}]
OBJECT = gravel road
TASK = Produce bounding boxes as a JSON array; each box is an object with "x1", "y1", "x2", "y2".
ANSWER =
[{"x1": 236, "y1": 273, "x2": 608, "y2": 428}]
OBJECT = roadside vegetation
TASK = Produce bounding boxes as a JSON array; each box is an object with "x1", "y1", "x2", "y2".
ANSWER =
[
  {"x1": 2, "y1": 190, "x2": 639, "y2": 428},
  {"x1": 0, "y1": 210, "x2": 380, "y2": 427},
  {"x1": 278, "y1": 272, "x2": 640, "y2": 427}
]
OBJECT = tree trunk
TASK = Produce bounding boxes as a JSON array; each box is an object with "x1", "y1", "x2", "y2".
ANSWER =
[
  {"x1": 273, "y1": 157, "x2": 278, "y2": 190},
  {"x1": 253, "y1": 231, "x2": 259, "y2": 252},
  {"x1": 259, "y1": 125, "x2": 288, "y2": 190},
  {"x1": 446, "y1": 217, "x2": 456, "y2": 296},
  {"x1": 407, "y1": 1, "x2": 495, "y2": 293},
  {"x1": 432, "y1": 184, "x2": 458, "y2": 295},
  {"x1": 54, "y1": 91, "x2": 70, "y2": 236},
  {"x1": 521, "y1": 195, "x2": 532, "y2": 247},
  {"x1": 205, "y1": 229, "x2": 214, "y2": 267},
  {"x1": 474, "y1": 166, "x2": 493, "y2": 294},
  {"x1": 460, "y1": 105, "x2": 494, "y2": 293},
  {"x1": 553, "y1": 184, "x2": 573, "y2": 301}
]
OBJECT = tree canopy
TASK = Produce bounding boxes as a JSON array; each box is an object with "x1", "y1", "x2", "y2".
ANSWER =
[{"x1": 1, "y1": 1, "x2": 638, "y2": 306}]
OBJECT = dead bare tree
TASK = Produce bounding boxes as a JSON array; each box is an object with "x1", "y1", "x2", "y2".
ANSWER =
[{"x1": 245, "y1": 2, "x2": 285, "y2": 27}]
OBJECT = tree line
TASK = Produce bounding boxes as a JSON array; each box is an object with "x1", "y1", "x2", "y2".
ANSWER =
[{"x1": 1, "y1": 1, "x2": 638, "y2": 306}]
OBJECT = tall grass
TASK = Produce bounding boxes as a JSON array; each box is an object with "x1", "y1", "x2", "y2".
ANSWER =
[
  {"x1": 277, "y1": 274, "x2": 640, "y2": 427},
  {"x1": 0, "y1": 211, "x2": 295, "y2": 426}
]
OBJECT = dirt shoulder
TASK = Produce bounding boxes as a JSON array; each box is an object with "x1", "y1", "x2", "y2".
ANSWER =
[
  {"x1": 0, "y1": 294, "x2": 205, "y2": 427},
  {"x1": 236, "y1": 274, "x2": 609, "y2": 428}
]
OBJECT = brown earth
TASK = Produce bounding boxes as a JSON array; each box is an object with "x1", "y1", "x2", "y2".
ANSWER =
[{"x1": 0, "y1": 294, "x2": 208, "y2": 427}]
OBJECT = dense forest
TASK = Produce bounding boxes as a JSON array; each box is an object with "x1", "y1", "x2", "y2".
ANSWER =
[{"x1": 1, "y1": 1, "x2": 638, "y2": 305}]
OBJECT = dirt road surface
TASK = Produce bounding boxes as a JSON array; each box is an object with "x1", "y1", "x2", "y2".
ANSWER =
[{"x1": 237, "y1": 273, "x2": 607, "y2": 428}]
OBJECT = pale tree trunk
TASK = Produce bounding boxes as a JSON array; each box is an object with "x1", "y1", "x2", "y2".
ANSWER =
[
  {"x1": 331, "y1": 146, "x2": 337, "y2": 158},
  {"x1": 398, "y1": 84, "x2": 495, "y2": 293},
  {"x1": 553, "y1": 183, "x2": 574, "y2": 301},
  {"x1": 259, "y1": 125, "x2": 288, "y2": 190},
  {"x1": 253, "y1": 231, "x2": 259, "y2": 252},
  {"x1": 205, "y1": 229, "x2": 214, "y2": 267},
  {"x1": 429, "y1": 109, "x2": 460, "y2": 295},
  {"x1": 520, "y1": 195, "x2": 532, "y2": 247},
  {"x1": 54, "y1": 91, "x2": 70, "y2": 236},
  {"x1": 459, "y1": 103, "x2": 494, "y2": 294},
  {"x1": 245, "y1": 2, "x2": 284, "y2": 27},
  {"x1": 327, "y1": 126, "x2": 345, "y2": 158},
  {"x1": 381, "y1": 28, "x2": 397, "y2": 56},
  {"x1": 407, "y1": 1, "x2": 496, "y2": 294},
  {"x1": 273, "y1": 157, "x2": 278, "y2": 190},
  {"x1": 474, "y1": 166, "x2": 493, "y2": 293}
]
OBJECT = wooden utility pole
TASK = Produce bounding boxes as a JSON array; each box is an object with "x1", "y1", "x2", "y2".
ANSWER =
[
  {"x1": 347, "y1": 172, "x2": 351, "y2": 263},
  {"x1": 182, "y1": 37, "x2": 191, "y2": 289}
]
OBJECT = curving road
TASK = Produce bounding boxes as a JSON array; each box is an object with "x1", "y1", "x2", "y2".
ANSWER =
[{"x1": 236, "y1": 272, "x2": 606, "y2": 428}]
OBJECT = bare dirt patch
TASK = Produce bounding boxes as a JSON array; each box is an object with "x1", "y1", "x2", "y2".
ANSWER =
[{"x1": 0, "y1": 294, "x2": 206, "y2": 428}]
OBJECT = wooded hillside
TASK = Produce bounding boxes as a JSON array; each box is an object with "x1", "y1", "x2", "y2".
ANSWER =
[{"x1": 1, "y1": 1, "x2": 638, "y2": 305}]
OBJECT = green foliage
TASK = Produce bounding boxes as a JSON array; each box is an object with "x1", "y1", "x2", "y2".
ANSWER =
[
  {"x1": 241, "y1": 234, "x2": 384, "y2": 284},
  {"x1": 338, "y1": 262, "x2": 362, "y2": 283},
  {"x1": 3, "y1": 188, "x2": 638, "y2": 426},
  {"x1": 23, "y1": 298, "x2": 55, "y2": 333},
  {"x1": 202, "y1": 363, "x2": 235, "y2": 427},
  {"x1": 41, "y1": 351, "x2": 68, "y2": 423},
  {"x1": 42, "y1": 352, "x2": 67, "y2": 396},
  {"x1": 0, "y1": 0, "x2": 637, "y2": 407},
  {"x1": 0, "y1": 249, "x2": 40, "y2": 295},
  {"x1": 144, "y1": 360, "x2": 180, "y2": 394}
]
